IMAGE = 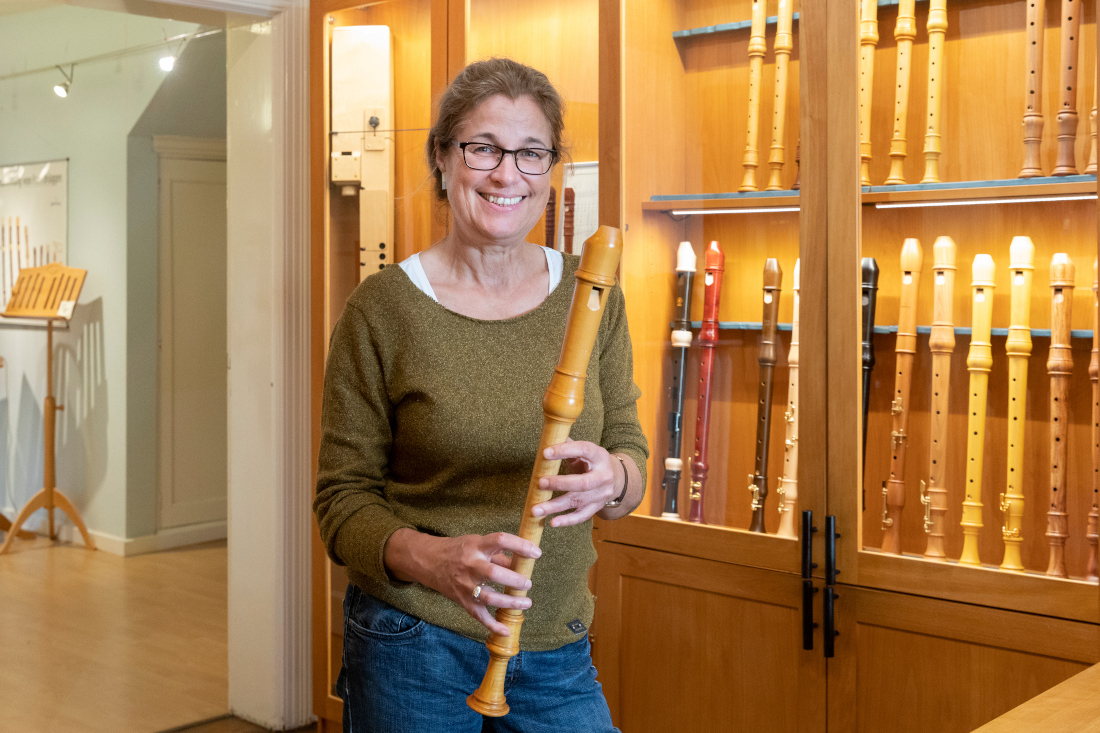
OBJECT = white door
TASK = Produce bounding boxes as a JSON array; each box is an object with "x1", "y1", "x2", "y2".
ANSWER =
[{"x1": 159, "y1": 156, "x2": 228, "y2": 529}]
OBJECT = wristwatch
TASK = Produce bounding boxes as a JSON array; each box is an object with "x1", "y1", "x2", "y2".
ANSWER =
[{"x1": 605, "y1": 454, "x2": 630, "y2": 508}]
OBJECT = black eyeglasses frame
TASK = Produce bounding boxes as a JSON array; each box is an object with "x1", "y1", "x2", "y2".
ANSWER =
[{"x1": 456, "y1": 141, "x2": 558, "y2": 175}]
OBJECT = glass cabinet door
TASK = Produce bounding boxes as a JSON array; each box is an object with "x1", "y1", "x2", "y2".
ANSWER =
[{"x1": 850, "y1": 0, "x2": 1099, "y2": 625}]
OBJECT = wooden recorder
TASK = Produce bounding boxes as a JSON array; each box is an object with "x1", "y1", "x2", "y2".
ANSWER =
[
  {"x1": 467, "y1": 226, "x2": 623, "y2": 716},
  {"x1": 1000, "y1": 237, "x2": 1035, "y2": 572},
  {"x1": 688, "y1": 241, "x2": 725, "y2": 524},
  {"x1": 923, "y1": 236, "x2": 956, "y2": 560},
  {"x1": 1045, "y1": 253, "x2": 1075, "y2": 578},
  {"x1": 1089, "y1": 258, "x2": 1099, "y2": 580},
  {"x1": 776, "y1": 259, "x2": 800, "y2": 538},
  {"x1": 881, "y1": 239, "x2": 923, "y2": 554},
  {"x1": 740, "y1": 0, "x2": 768, "y2": 192},
  {"x1": 749, "y1": 258, "x2": 783, "y2": 533},
  {"x1": 960, "y1": 254, "x2": 997, "y2": 566},
  {"x1": 886, "y1": 0, "x2": 917, "y2": 185}
]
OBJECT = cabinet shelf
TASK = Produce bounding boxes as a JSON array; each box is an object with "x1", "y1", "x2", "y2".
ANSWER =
[
  {"x1": 646, "y1": 176, "x2": 1096, "y2": 214},
  {"x1": 677, "y1": 322, "x2": 1095, "y2": 340}
]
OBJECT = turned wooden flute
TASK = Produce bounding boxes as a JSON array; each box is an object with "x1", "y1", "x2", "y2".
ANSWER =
[
  {"x1": 562, "y1": 187, "x2": 575, "y2": 255},
  {"x1": 545, "y1": 187, "x2": 557, "y2": 250},
  {"x1": 467, "y1": 227, "x2": 623, "y2": 717},
  {"x1": 881, "y1": 239, "x2": 923, "y2": 554},
  {"x1": 1046, "y1": 253, "x2": 1075, "y2": 578},
  {"x1": 886, "y1": 0, "x2": 918, "y2": 185},
  {"x1": 1021, "y1": 0, "x2": 1047, "y2": 177},
  {"x1": 1088, "y1": 94, "x2": 1098, "y2": 174},
  {"x1": 776, "y1": 259, "x2": 800, "y2": 538},
  {"x1": 749, "y1": 258, "x2": 783, "y2": 533},
  {"x1": 766, "y1": 0, "x2": 795, "y2": 191},
  {"x1": 1000, "y1": 237, "x2": 1035, "y2": 572},
  {"x1": 1088, "y1": 258, "x2": 1099, "y2": 580},
  {"x1": 859, "y1": 0, "x2": 881, "y2": 186},
  {"x1": 792, "y1": 141, "x2": 801, "y2": 190},
  {"x1": 923, "y1": 237, "x2": 956, "y2": 560},
  {"x1": 921, "y1": 0, "x2": 948, "y2": 183},
  {"x1": 1052, "y1": 0, "x2": 1082, "y2": 175},
  {"x1": 960, "y1": 254, "x2": 997, "y2": 566},
  {"x1": 740, "y1": 0, "x2": 769, "y2": 192},
  {"x1": 688, "y1": 241, "x2": 725, "y2": 524},
  {"x1": 661, "y1": 242, "x2": 698, "y2": 520},
  {"x1": 862, "y1": 258, "x2": 880, "y2": 473}
]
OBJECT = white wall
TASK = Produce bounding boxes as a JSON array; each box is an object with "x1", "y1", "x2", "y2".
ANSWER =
[{"x1": 0, "y1": 6, "x2": 198, "y2": 542}]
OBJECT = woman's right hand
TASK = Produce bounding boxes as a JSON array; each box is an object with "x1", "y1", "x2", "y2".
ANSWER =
[{"x1": 383, "y1": 528, "x2": 542, "y2": 636}]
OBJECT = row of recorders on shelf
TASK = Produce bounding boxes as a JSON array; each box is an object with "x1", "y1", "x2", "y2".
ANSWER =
[
  {"x1": 868, "y1": 236, "x2": 1098, "y2": 581},
  {"x1": 657, "y1": 241, "x2": 803, "y2": 537},
  {"x1": 856, "y1": 0, "x2": 1098, "y2": 185}
]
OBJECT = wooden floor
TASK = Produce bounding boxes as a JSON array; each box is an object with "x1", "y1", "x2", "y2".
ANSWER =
[{"x1": 0, "y1": 537, "x2": 230, "y2": 733}]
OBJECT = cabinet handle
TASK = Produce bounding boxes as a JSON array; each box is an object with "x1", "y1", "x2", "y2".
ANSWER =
[
  {"x1": 802, "y1": 580, "x2": 818, "y2": 650},
  {"x1": 823, "y1": 586, "x2": 839, "y2": 658},
  {"x1": 800, "y1": 510, "x2": 818, "y2": 579},
  {"x1": 825, "y1": 515, "x2": 841, "y2": 585}
]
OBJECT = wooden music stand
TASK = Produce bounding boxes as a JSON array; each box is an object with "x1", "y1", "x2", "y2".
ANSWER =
[{"x1": 0, "y1": 262, "x2": 95, "y2": 554}]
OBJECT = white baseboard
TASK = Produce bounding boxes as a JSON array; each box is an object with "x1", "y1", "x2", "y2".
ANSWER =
[{"x1": 1, "y1": 511, "x2": 227, "y2": 557}]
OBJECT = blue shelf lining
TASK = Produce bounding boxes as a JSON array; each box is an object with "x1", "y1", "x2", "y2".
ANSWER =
[
  {"x1": 672, "y1": 0, "x2": 1013, "y2": 39},
  {"x1": 680, "y1": 321, "x2": 1093, "y2": 339},
  {"x1": 673, "y1": 13, "x2": 801, "y2": 39},
  {"x1": 862, "y1": 174, "x2": 1096, "y2": 194},
  {"x1": 651, "y1": 175, "x2": 1095, "y2": 204}
]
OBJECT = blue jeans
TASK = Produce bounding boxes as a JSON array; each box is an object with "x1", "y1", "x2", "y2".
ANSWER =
[{"x1": 338, "y1": 585, "x2": 620, "y2": 733}]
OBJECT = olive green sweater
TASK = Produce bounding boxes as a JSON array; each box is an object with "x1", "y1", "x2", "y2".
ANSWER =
[{"x1": 313, "y1": 254, "x2": 649, "y2": 651}]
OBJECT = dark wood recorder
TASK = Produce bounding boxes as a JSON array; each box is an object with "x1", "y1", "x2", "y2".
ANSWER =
[
  {"x1": 545, "y1": 187, "x2": 556, "y2": 249},
  {"x1": 749, "y1": 258, "x2": 783, "y2": 533},
  {"x1": 861, "y1": 258, "x2": 880, "y2": 473},
  {"x1": 688, "y1": 241, "x2": 725, "y2": 524},
  {"x1": 661, "y1": 242, "x2": 697, "y2": 520},
  {"x1": 562, "y1": 187, "x2": 575, "y2": 255}
]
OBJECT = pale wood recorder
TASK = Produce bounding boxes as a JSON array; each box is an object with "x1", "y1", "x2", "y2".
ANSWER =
[
  {"x1": 923, "y1": 236, "x2": 956, "y2": 560},
  {"x1": 921, "y1": 0, "x2": 948, "y2": 183},
  {"x1": 1020, "y1": 0, "x2": 1046, "y2": 177},
  {"x1": 739, "y1": 0, "x2": 768, "y2": 192},
  {"x1": 859, "y1": 0, "x2": 881, "y2": 185},
  {"x1": 881, "y1": 238, "x2": 923, "y2": 554},
  {"x1": 885, "y1": 0, "x2": 917, "y2": 185},
  {"x1": 960, "y1": 254, "x2": 996, "y2": 566},
  {"x1": 1088, "y1": 257, "x2": 1099, "y2": 580},
  {"x1": 0, "y1": 262, "x2": 95, "y2": 554},
  {"x1": 766, "y1": 0, "x2": 795, "y2": 191},
  {"x1": 1045, "y1": 253, "x2": 1075, "y2": 578},
  {"x1": 467, "y1": 226, "x2": 622, "y2": 716},
  {"x1": 1000, "y1": 237, "x2": 1035, "y2": 572},
  {"x1": 776, "y1": 259, "x2": 800, "y2": 538}
]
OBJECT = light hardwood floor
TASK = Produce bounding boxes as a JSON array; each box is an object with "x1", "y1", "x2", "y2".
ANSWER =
[{"x1": 0, "y1": 537, "x2": 229, "y2": 733}]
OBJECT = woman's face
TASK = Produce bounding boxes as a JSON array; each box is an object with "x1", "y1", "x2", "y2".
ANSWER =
[{"x1": 436, "y1": 94, "x2": 555, "y2": 247}]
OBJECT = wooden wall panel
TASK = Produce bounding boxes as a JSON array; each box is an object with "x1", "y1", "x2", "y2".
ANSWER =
[
  {"x1": 831, "y1": 586, "x2": 1100, "y2": 733},
  {"x1": 594, "y1": 542, "x2": 824, "y2": 733}
]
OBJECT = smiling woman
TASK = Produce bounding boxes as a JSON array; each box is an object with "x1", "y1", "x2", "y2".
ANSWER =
[{"x1": 313, "y1": 58, "x2": 648, "y2": 732}]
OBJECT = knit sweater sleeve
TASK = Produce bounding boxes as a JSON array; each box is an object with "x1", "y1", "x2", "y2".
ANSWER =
[
  {"x1": 313, "y1": 298, "x2": 413, "y2": 586},
  {"x1": 599, "y1": 284, "x2": 650, "y2": 494}
]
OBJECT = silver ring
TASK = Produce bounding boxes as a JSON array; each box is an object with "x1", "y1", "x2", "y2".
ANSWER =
[{"x1": 472, "y1": 584, "x2": 485, "y2": 602}]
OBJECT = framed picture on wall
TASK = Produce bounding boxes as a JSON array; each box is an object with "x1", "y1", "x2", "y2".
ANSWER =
[{"x1": 0, "y1": 159, "x2": 68, "y2": 327}]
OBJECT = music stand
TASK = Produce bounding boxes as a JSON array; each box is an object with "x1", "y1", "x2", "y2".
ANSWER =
[{"x1": 0, "y1": 262, "x2": 95, "y2": 553}]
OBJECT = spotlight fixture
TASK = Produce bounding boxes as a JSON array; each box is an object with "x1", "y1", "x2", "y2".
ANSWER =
[
  {"x1": 53, "y1": 64, "x2": 74, "y2": 98},
  {"x1": 159, "y1": 55, "x2": 175, "y2": 72}
]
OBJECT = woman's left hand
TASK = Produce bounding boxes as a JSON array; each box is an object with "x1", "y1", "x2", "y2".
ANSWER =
[{"x1": 531, "y1": 439, "x2": 623, "y2": 527}]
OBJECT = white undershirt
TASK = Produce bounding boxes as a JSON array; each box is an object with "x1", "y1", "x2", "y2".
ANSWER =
[{"x1": 399, "y1": 247, "x2": 563, "y2": 303}]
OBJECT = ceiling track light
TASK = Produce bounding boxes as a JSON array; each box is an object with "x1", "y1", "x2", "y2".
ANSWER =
[{"x1": 52, "y1": 64, "x2": 73, "y2": 98}]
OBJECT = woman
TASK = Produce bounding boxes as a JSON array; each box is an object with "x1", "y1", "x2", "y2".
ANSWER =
[{"x1": 314, "y1": 58, "x2": 648, "y2": 732}]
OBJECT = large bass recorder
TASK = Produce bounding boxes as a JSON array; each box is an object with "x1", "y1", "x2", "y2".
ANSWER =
[
  {"x1": 688, "y1": 242, "x2": 725, "y2": 524},
  {"x1": 749, "y1": 259, "x2": 783, "y2": 533},
  {"x1": 661, "y1": 242, "x2": 697, "y2": 520}
]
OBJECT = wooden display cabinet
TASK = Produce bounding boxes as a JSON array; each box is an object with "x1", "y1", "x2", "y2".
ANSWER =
[{"x1": 596, "y1": 0, "x2": 1100, "y2": 731}]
